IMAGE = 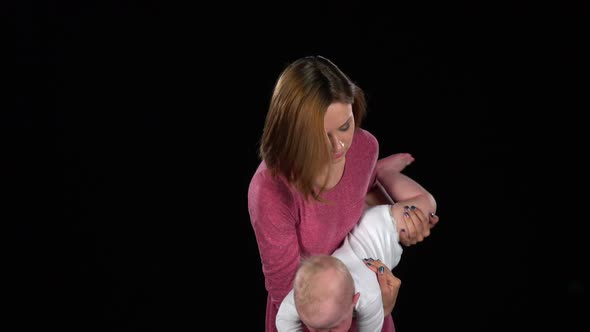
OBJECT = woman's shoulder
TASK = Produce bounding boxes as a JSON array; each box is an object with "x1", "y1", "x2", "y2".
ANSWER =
[
  {"x1": 351, "y1": 128, "x2": 379, "y2": 158},
  {"x1": 248, "y1": 161, "x2": 299, "y2": 218},
  {"x1": 354, "y1": 128, "x2": 379, "y2": 149},
  {"x1": 248, "y1": 161, "x2": 294, "y2": 200}
]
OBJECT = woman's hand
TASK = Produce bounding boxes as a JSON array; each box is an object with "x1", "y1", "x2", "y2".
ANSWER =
[
  {"x1": 391, "y1": 203, "x2": 439, "y2": 246},
  {"x1": 363, "y1": 258, "x2": 401, "y2": 315}
]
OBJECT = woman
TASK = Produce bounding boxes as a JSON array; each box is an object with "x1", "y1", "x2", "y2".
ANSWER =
[{"x1": 248, "y1": 55, "x2": 438, "y2": 332}]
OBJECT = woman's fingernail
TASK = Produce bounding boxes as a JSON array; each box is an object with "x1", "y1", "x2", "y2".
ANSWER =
[
  {"x1": 430, "y1": 212, "x2": 435, "y2": 218},
  {"x1": 378, "y1": 266, "x2": 385, "y2": 274},
  {"x1": 404, "y1": 212, "x2": 410, "y2": 218}
]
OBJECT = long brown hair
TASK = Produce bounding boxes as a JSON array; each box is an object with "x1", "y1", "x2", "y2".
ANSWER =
[{"x1": 260, "y1": 56, "x2": 367, "y2": 201}]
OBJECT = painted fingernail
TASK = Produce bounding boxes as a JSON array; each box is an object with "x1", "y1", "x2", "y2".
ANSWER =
[
  {"x1": 410, "y1": 205, "x2": 416, "y2": 210},
  {"x1": 404, "y1": 206, "x2": 410, "y2": 211},
  {"x1": 404, "y1": 212, "x2": 410, "y2": 218},
  {"x1": 378, "y1": 266, "x2": 385, "y2": 274}
]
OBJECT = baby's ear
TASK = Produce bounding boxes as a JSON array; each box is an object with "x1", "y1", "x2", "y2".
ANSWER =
[{"x1": 352, "y1": 292, "x2": 361, "y2": 305}]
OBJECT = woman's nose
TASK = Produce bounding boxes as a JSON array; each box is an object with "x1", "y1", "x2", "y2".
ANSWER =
[{"x1": 330, "y1": 137, "x2": 345, "y2": 151}]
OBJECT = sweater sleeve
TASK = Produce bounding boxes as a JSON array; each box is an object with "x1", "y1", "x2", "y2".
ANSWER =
[{"x1": 248, "y1": 171, "x2": 302, "y2": 308}]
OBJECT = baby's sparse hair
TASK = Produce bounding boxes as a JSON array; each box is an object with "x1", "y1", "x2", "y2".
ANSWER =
[{"x1": 293, "y1": 255, "x2": 355, "y2": 328}]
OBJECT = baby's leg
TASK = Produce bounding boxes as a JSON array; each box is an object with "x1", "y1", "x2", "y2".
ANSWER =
[
  {"x1": 377, "y1": 153, "x2": 414, "y2": 173},
  {"x1": 365, "y1": 182, "x2": 394, "y2": 207},
  {"x1": 366, "y1": 153, "x2": 414, "y2": 208}
]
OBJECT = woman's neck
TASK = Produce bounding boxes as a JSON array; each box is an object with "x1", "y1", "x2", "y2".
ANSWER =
[{"x1": 315, "y1": 158, "x2": 346, "y2": 191}]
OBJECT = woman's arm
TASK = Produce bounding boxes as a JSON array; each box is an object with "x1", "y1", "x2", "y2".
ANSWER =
[{"x1": 248, "y1": 178, "x2": 302, "y2": 308}]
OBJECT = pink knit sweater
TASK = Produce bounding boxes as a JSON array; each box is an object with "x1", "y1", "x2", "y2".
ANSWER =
[{"x1": 248, "y1": 129, "x2": 395, "y2": 332}]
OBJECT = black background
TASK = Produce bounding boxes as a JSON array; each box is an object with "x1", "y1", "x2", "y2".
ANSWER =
[{"x1": 10, "y1": 1, "x2": 587, "y2": 331}]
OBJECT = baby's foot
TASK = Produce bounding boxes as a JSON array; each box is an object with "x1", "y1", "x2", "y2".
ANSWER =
[{"x1": 378, "y1": 153, "x2": 415, "y2": 173}]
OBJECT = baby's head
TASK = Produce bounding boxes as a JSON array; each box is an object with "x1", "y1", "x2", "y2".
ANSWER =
[{"x1": 293, "y1": 255, "x2": 359, "y2": 332}]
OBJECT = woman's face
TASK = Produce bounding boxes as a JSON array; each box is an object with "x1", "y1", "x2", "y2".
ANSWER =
[{"x1": 324, "y1": 102, "x2": 355, "y2": 164}]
